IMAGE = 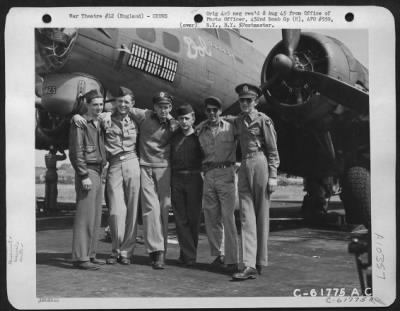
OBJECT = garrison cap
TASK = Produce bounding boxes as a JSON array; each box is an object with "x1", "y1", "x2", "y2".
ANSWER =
[
  {"x1": 176, "y1": 104, "x2": 194, "y2": 116},
  {"x1": 204, "y1": 96, "x2": 222, "y2": 109},
  {"x1": 235, "y1": 83, "x2": 262, "y2": 98},
  {"x1": 153, "y1": 91, "x2": 173, "y2": 105},
  {"x1": 84, "y1": 89, "x2": 103, "y2": 102},
  {"x1": 116, "y1": 86, "x2": 134, "y2": 99}
]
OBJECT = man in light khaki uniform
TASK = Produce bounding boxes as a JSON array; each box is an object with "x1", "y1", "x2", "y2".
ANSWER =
[
  {"x1": 104, "y1": 87, "x2": 140, "y2": 265},
  {"x1": 197, "y1": 96, "x2": 239, "y2": 271},
  {"x1": 232, "y1": 84, "x2": 280, "y2": 281}
]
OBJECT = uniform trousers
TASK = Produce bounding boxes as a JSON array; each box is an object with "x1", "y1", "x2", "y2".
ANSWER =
[
  {"x1": 202, "y1": 167, "x2": 238, "y2": 264},
  {"x1": 107, "y1": 157, "x2": 140, "y2": 258},
  {"x1": 238, "y1": 154, "x2": 270, "y2": 268},
  {"x1": 140, "y1": 166, "x2": 171, "y2": 253},
  {"x1": 171, "y1": 172, "x2": 203, "y2": 262},
  {"x1": 72, "y1": 168, "x2": 103, "y2": 262}
]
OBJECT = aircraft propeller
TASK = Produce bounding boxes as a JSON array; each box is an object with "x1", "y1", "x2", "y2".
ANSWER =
[{"x1": 261, "y1": 29, "x2": 369, "y2": 113}]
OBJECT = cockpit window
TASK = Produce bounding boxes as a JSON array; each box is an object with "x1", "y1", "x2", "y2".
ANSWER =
[
  {"x1": 136, "y1": 28, "x2": 156, "y2": 43},
  {"x1": 218, "y1": 29, "x2": 231, "y2": 46},
  {"x1": 163, "y1": 32, "x2": 180, "y2": 53}
]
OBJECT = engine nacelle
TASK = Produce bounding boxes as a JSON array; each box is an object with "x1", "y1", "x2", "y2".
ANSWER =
[
  {"x1": 41, "y1": 73, "x2": 105, "y2": 116},
  {"x1": 261, "y1": 32, "x2": 369, "y2": 124},
  {"x1": 36, "y1": 73, "x2": 106, "y2": 151}
]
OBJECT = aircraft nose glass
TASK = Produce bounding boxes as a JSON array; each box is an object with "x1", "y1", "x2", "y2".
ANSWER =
[{"x1": 36, "y1": 28, "x2": 78, "y2": 73}]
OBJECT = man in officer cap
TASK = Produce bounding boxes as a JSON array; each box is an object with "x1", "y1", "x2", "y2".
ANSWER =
[
  {"x1": 69, "y1": 89, "x2": 107, "y2": 270},
  {"x1": 196, "y1": 96, "x2": 239, "y2": 272},
  {"x1": 104, "y1": 86, "x2": 140, "y2": 265},
  {"x1": 131, "y1": 91, "x2": 179, "y2": 269},
  {"x1": 170, "y1": 104, "x2": 203, "y2": 266},
  {"x1": 231, "y1": 83, "x2": 280, "y2": 280},
  {"x1": 73, "y1": 90, "x2": 178, "y2": 269}
]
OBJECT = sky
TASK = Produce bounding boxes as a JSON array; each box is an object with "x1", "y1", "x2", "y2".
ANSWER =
[{"x1": 35, "y1": 28, "x2": 368, "y2": 167}]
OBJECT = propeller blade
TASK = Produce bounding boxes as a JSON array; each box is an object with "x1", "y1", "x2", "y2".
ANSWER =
[
  {"x1": 260, "y1": 73, "x2": 280, "y2": 93},
  {"x1": 282, "y1": 29, "x2": 301, "y2": 58},
  {"x1": 294, "y1": 88, "x2": 303, "y2": 106},
  {"x1": 294, "y1": 70, "x2": 369, "y2": 112}
]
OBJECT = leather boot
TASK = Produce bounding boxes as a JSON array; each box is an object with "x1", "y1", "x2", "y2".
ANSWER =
[{"x1": 153, "y1": 251, "x2": 165, "y2": 270}]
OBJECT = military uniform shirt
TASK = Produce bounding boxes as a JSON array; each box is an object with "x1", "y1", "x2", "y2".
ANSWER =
[
  {"x1": 128, "y1": 107, "x2": 178, "y2": 167},
  {"x1": 234, "y1": 110, "x2": 280, "y2": 178},
  {"x1": 104, "y1": 113, "x2": 138, "y2": 158},
  {"x1": 197, "y1": 119, "x2": 236, "y2": 164},
  {"x1": 171, "y1": 128, "x2": 203, "y2": 171}
]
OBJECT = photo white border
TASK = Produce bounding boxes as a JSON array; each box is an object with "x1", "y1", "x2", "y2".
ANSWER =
[{"x1": 5, "y1": 6, "x2": 396, "y2": 309}]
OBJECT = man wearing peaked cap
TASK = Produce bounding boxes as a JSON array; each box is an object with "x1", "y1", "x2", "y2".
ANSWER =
[
  {"x1": 231, "y1": 82, "x2": 280, "y2": 281},
  {"x1": 170, "y1": 104, "x2": 203, "y2": 266},
  {"x1": 104, "y1": 85, "x2": 140, "y2": 266},
  {"x1": 235, "y1": 83, "x2": 262, "y2": 99},
  {"x1": 152, "y1": 91, "x2": 173, "y2": 105},
  {"x1": 69, "y1": 89, "x2": 107, "y2": 270},
  {"x1": 203, "y1": 96, "x2": 222, "y2": 109},
  {"x1": 72, "y1": 89, "x2": 178, "y2": 270},
  {"x1": 196, "y1": 96, "x2": 239, "y2": 272}
]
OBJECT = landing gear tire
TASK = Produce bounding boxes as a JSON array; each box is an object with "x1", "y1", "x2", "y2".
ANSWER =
[{"x1": 341, "y1": 167, "x2": 371, "y2": 228}]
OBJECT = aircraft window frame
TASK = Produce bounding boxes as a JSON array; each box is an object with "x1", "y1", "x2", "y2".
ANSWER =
[
  {"x1": 136, "y1": 28, "x2": 156, "y2": 43},
  {"x1": 162, "y1": 32, "x2": 180, "y2": 53},
  {"x1": 218, "y1": 29, "x2": 232, "y2": 47}
]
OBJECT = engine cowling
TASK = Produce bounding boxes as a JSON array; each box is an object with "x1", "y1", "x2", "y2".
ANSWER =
[
  {"x1": 261, "y1": 32, "x2": 369, "y2": 127},
  {"x1": 36, "y1": 73, "x2": 106, "y2": 151}
]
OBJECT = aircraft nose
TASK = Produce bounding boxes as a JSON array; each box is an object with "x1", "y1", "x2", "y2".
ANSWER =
[{"x1": 36, "y1": 28, "x2": 78, "y2": 74}]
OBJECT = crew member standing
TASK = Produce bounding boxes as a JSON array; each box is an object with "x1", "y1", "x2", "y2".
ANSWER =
[
  {"x1": 69, "y1": 89, "x2": 107, "y2": 270},
  {"x1": 197, "y1": 96, "x2": 239, "y2": 272},
  {"x1": 73, "y1": 92, "x2": 178, "y2": 269},
  {"x1": 232, "y1": 84, "x2": 280, "y2": 280},
  {"x1": 170, "y1": 104, "x2": 203, "y2": 266},
  {"x1": 44, "y1": 145, "x2": 66, "y2": 212},
  {"x1": 104, "y1": 87, "x2": 140, "y2": 265}
]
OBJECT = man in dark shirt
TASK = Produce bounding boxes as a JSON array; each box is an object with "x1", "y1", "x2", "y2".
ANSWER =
[
  {"x1": 69, "y1": 89, "x2": 107, "y2": 270},
  {"x1": 170, "y1": 104, "x2": 203, "y2": 266}
]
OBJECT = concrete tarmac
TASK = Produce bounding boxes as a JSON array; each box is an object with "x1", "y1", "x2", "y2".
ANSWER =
[{"x1": 36, "y1": 201, "x2": 361, "y2": 298}]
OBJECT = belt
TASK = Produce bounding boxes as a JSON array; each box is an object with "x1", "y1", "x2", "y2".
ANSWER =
[
  {"x1": 109, "y1": 151, "x2": 137, "y2": 165},
  {"x1": 243, "y1": 151, "x2": 265, "y2": 160},
  {"x1": 173, "y1": 169, "x2": 201, "y2": 175},
  {"x1": 202, "y1": 162, "x2": 234, "y2": 172}
]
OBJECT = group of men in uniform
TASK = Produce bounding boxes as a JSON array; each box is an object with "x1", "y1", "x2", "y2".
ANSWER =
[{"x1": 68, "y1": 82, "x2": 280, "y2": 281}]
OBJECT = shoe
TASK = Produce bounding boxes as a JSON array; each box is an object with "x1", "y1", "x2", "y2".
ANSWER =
[
  {"x1": 176, "y1": 256, "x2": 185, "y2": 265},
  {"x1": 232, "y1": 266, "x2": 257, "y2": 280},
  {"x1": 119, "y1": 256, "x2": 131, "y2": 265},
  {"x1": 106, "y1": 254, "x2": 119, "y2": 265},
  {"x1": 225, "y1": 264, "x2": 238, "y2": 273},
  {"x1": 153, "y1": 251, "x2": 165, "y2": 270},
  {"x1": 256, "y1": 264, "x2": 262, "y2": 275},
  {"x1": 90, "y1": 258, "x2": 105, "y2": 265},
  {"x1": 149, "y1": 252, "x2": 157, "y2": 265},
  {"x1": 73, "y1": 261, "x2": 100, "y2": 270},
  {"x1": 210, "y1": 255, "x2": 225, "y2": 267}
]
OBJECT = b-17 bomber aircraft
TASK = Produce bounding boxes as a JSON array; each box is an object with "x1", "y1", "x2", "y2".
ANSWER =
[{"x1": 35, "y1": 27, "x2": 370, "y2": 228}]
